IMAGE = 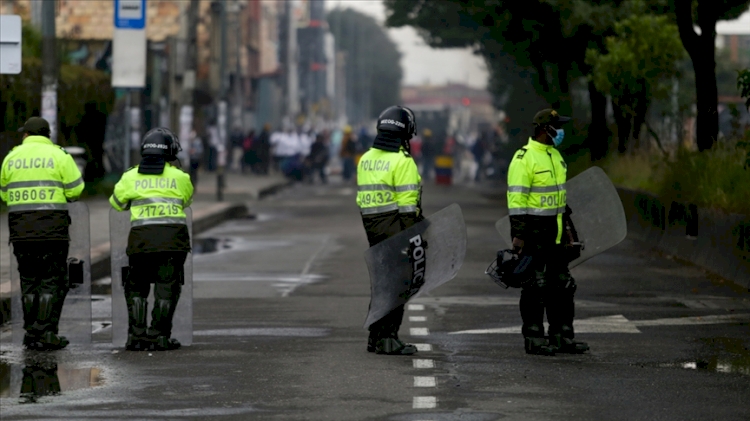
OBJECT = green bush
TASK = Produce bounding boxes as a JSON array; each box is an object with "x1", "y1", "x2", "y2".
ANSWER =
[{"x1": 0, "y1": 57, "x2": 114, "y2": 144}]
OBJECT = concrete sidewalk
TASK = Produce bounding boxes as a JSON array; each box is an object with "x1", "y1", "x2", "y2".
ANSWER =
[{"x1": 0, "y1": 171, "x2": 289, "y2": 323}]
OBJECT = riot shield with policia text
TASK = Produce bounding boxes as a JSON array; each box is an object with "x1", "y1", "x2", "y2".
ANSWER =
[
  {"x1": 363, "y1": 203, "x2": 467, "y2": 329},
  {"x1": 495, "y1": 166, "x2": 627, "y2": 268},
  {"x1": 9, "y1": 201, "x2": 91, "y2": 346},
  {"x1": 109, "y1": 208, "x2": 193, "y2": 347}
]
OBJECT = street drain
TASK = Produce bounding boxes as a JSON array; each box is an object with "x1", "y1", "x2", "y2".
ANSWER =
[{"x1": 193, "y1": 238, "x2": 233, "y2": 254}]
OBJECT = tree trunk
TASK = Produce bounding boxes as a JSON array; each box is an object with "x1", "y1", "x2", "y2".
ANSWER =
[
  {"x1": 674, "y1": 0, "x2": 720, "y2": 151},
  {"x1": 612, "y1": 100, "x2": 632, "y2": 154},
  {"x1": 693, "y1": 41, "x2": 719, "y2": 151},
  {"x1": 632, "y1": 84, "x2": 650, "y2": 152},
  {"x1": 587, "y1": 80, "x2": 609, "y2": 160}
]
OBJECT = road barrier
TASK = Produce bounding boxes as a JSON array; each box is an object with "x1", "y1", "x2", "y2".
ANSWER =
[{"x1": 618, "y1": 189, "x2": 750, "y2": 290}]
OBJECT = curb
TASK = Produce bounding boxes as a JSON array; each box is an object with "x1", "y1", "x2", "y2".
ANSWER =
[
  {"x1": 617, "y1": 188, "x2": 750, "y2": 292},
  {"x1": 0, "y1": 180, "x2": 290, "y2": 325}
]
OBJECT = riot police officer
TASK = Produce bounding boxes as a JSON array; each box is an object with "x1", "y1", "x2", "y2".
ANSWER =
[
  {"x1": 507, "y1": 109, "x2": 588, "y2": 356},
  {"x1": 109, "y1": 128, "x2": 193, "y2": 351},
  {"x1": 0, "y1": 117, "x2": 84, "y2": 350},
  {"x1": 357, "y1": 106, "x2": 422, "y2": 355}
]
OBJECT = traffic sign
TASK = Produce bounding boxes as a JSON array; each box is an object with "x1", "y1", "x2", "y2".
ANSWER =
[
  {"x1": 114, "y1": 0, "x2": 146, "y2": 29},
  {"x1": 0, "y1": 15, "x2": 22, "y2": 74}
]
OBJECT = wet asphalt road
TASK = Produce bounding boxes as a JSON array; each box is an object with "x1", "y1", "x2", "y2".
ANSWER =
[{"x1": 1, "y1": 179, "x2": 750, "y2": 420}]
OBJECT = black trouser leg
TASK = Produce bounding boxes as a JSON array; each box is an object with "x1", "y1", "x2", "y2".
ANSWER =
[
  {"x1": 544, "y1": 248, "x2": 577, "y2": 340},
  {"x1": 149, "y1": 252, "x2": 187, "y2": 339},
  {"x1": 15, "y1": 241, "x2": 69, "y2": 336},
  {"x1": 368, "y1": 304, "x2": 405, "y2": 340},
  {"x1": 125, "y1": 254, "x2": 154, "y2": 338}
]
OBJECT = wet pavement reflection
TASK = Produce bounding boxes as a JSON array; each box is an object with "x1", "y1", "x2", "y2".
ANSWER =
[{"x1": 0, "y1": 353, "x2": 102, "y2": 403}]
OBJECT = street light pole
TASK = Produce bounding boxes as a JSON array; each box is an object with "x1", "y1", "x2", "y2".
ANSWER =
[
  {"x1": 217, "y1": 0, "x2": 228, "y2": 201},
  {"x1": 41, "y1": 0, "x2": 58, "y2": 143}
]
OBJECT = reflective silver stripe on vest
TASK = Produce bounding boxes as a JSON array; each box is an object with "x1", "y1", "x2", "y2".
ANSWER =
[
  {"x1": 64, "y1": 177, "x2": 84, "y2": 189},
  {"x1": 508, "y1": 184, "x2": 565, "y2": 194},
  {"x1": 394, "y1": 184, "x2": 419, "y2": 192},
  {"x1": 529, "y1": 184, "x2": 565, "y2": 193},
  {"x1": 507, "y1": 185, "x2": 530, "y2": 194},
  {"x1": 399, "y1": 205, "x2": 417, "y2": 213},
  {"x1": 131, "y1": 197, "x2": 185, "y2": 207},
  {"x1": 360, "y1": 203, "x2": 399, "y2": 215},
  {"x1": 0, "y1": 180, "x2": 64, "y2": 192},
  {"x1": 131, "y1": 217, "x2": 187, "y2": 227},
  {"x1": 8, "y1": 203, "x2": 68, "y2": 212},
  {"x1": 358, "y1": 184, "x2": 396, "y2": 192},
  {"x1": 111, "y1": 194, "x2": 128, "y2": 210},
  {"x1": 508, "y1": 206, "x2": 565, "y2": 216}
]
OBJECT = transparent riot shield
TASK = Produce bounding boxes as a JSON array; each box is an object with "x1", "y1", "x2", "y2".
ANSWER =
[
  {"x1": 363, "y1": 204, "x2": 467, "y2": 328},
  {"x1": 9, "y1": 202, "x2": 91, "y2": 345},
  {"x1": 496, "y1": 166, "x2": 627, "y2": 268},
  {"x1": 110, "y1": 208, "x2": 193, "y2": 347}
]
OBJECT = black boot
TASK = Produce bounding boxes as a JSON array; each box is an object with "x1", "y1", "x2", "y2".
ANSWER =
[
  {"x1": 148, "y1": 299, "x2": 180, "y2": 351},
  {"x1": 126, "y1": 297, "x2": 151, "y2": 351},
  {"x1": 375, "y1": 334, "x2": 417, "y2": 355},
  {"x1": 29, "y1": 294, "x2": 68, "y2": 351},
  {"x1": 367, "y1": 330, "x2": 377, "y2": 353},
  {"x1": 524, "y1": 336, "x2": 555, "y2": 356},
  {"x1": 22, "y1": 294, "x2": 40, "y2": 349},
  {"x1": 548, "y1": 333, "x2": 589, "y2": 354}
]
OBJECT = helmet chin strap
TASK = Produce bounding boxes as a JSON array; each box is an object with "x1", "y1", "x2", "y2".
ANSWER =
[{"x1": 402, "y1": 137, "x2": 412, "y2": 154}]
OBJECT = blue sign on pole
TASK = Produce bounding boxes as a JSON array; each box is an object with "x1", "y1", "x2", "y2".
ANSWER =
[{"x1": 114, "y1": 0, "x2": 146, "y2": 30}]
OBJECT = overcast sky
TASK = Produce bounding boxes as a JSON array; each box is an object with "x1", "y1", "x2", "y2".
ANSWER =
[{"x1": 324, "y1": 0, "x2": 490, "y2": 89}]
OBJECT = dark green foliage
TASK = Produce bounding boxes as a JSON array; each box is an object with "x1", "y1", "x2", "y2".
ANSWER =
[
  {"x1": 327, "y1": 8, "x2": 403, "y2": 122},
  {"x1": 739, "y1": 69, "x2": 750, "y2": 110}
]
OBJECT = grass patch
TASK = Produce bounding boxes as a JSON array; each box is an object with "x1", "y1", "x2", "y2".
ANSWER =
[{"x1": 595, "y1": 142, "x2": 750, "y2": 215}]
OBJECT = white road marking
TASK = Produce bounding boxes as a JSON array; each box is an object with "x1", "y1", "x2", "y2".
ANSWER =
[
  {"x1": 408, "y1": 304, "x2": 425, "y2": 311},
  {"x1": 413, "y1": 396, "x2": 437, "y2": 409},
  {"x1": 414, "y1": 359, "x2": 434, "y2": 368},
  {"x1": 414, "y1": 376, "x2": 437, "y2": 387},
  {"x1": 409, "y1": 316, "x2": 427, "y2": 322},
  {"x1": 449, "y1": 313, "x2": 750, "y2": 335},
  {"x1": 415, "y1": 343, "x2": 432, "y2": 351},
  {"x1": 411, "y1": 327, "x2": 430, "y2": 336}
]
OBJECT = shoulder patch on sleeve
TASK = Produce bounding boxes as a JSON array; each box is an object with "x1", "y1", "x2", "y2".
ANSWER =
[{"x1": 514, "y1": 147, "x2": 528, "y2": 160}]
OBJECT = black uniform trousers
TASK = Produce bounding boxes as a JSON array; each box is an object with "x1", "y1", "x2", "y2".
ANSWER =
[
  {"x1": 12, "y1": 241, "x2": 70, "y2": 335},
  {"x1": 519, "y1": 242, "x2": 577, "y2": 340},
  {"x1": 125, "y1": 251, "x2": 187, "y2": 337}
]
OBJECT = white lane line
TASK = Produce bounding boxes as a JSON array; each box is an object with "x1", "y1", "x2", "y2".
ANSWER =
[
  {"x1": 413, "y1": 396, "x2": 437, "y2": 409},
  {"x1": 409, "y1": 316, "x2": 427, "y2": 322},
  {"x1": 413, "y1": 359, "x2": 434, "y2": 369},
  {"x1": 414, "y1": 376, "x2": 437, "y2": 387},
  {"x1": 408, "y1": 304, "x2": 425, "y2": 311},
  {"x1": 410, "y1": 327, "x2": 429, "y2": 336},
  {"x1": 415, "y1": 343, "x2": 432, "y2": 351}
]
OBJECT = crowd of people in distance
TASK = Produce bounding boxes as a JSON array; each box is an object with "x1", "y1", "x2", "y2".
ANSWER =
[{"x1": 183, "y1": 118, "x2": 508, "y2": 186}]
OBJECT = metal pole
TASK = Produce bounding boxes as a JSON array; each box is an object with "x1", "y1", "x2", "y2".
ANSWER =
[
  {"x1": 217, "y1": 0, "x2": 228, "y2": 201},
  {"x1": 124, "y1": 92, "x2": 131, "y2": 171},
  {"x1": 41, "y1": 0, "x2": 58, "y2": 143},
  {"x1": 179, "y1": 0, "x2": 200, "y2": 168}
]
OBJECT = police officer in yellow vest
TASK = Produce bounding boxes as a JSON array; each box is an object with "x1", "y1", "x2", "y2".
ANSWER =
[
  {"x1": 507, "y1": 109, "x2": 589, "y2": 356},
  {"x1": 110, "y1": 128, "x2": 193, "y2": 351},
  {"x1": 357, "y1": 105, "x2": 422, "y2": 355},
  {"x1": 0, "y1": 117, "x2": 84, "y2": 350}
]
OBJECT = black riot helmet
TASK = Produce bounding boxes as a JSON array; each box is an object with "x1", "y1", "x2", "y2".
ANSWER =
[
  {"x1": 140, "y1": 128, "x2": 181, "y2": 160},
  {"x1": 376, "y1": 106, "x2": 417, "y2": 139}
]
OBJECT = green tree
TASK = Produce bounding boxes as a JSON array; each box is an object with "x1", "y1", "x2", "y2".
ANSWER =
[
  {"x1": 586, "y1": 14, "x2": 685, "y2": 153},
  {"x1": 327, "y1": 8, "x2": 402, "y2": 123},
  {"x1": 737, "y1": 69, "x2": 750, "y2": 110},
  {"x1": 673, "y1": 0, "x2": 750, "y2": 151}
]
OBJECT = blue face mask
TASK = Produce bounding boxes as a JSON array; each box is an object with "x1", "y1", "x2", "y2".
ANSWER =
[{"x1": 552, "y1": 128, "x2": 565, "y2": 147}]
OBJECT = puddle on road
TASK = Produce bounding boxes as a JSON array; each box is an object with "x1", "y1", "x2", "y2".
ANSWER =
[
  {"x1": 660, "y1": 337, "x2": 750, "y2": 376},
  {"x1": 0, "y1": 358, "x2": 103, "y2": 403}
]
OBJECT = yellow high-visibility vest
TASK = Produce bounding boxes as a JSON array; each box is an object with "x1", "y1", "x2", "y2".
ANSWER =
[{"x1": 356, "y1": 147, "x2": 421, "y2": 215}]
